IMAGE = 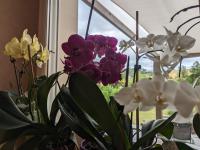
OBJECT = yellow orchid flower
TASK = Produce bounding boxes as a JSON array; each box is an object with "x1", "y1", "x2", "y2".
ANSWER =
[
  {"x1": 23, "y1": 35, "x2": 41, "y2": 60},
  {"x1": 3, "y1": 37, "x2": 24, "y2": 59},
  {"x1": 31, "y1": 35, "x2": 40, "y2": 53},
  {"x1": 21, "y1": 29, "x2": 32, "y2": 45},
  {"x1": 3, "y1": 29, "x2": 33, "y2": 60},
  {"x1": 3, "y1": 29, "x2": 49, "y2": 68},
  {"x1": 36, "y1": 46, "x2": 49, "y2": 68}
]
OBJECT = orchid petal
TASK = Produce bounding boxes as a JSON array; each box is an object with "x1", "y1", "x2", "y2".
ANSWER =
[
  {"x1": 195, "y1": 86, "x2": 200, "y2": 99},
  {"x1": 161, "y1": 80, "x2": 177, "y2": 103},
  {"x1": 153, "y1": 35, "x2": 167, "y2": 45},
  {"x1": 152, "y1": 74, "x2": 165, "y2": 93},
  {"x1": 174, "y1": 82, "x2": 198, "y2": 118},
  {"x1": 123, "y1": 101, "x2": 139, "y2": 114},
  {"x1": 114, "y1": 87, "x2": 135, "y2": 105},
  {"x1": 194, "y1": 86, "x2": 200, "y2": 113},
  {"x1": 178, "y1": 35, "x2": 195, "y2": 50},
  {"x1": 137, "y1": 79, "x2": 157, "y2": 106}
]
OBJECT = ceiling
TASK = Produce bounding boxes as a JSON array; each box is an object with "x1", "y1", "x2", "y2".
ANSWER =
[{"x1": 112, "y1": 0, "x2": 200, "y2": 54}]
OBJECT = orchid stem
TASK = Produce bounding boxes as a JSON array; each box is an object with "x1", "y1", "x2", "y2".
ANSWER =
[
  {"x1": 135, "y1": 11, "x2": 140, "y2": 142},
  {"x1": 156, "y1": 105, "x2": 162, "y2": 119},
  {"x1": 64, "y1": 74, "x2": 71, "y2": 87},
  {"x1": 28, "y1": 46, "x2": 35, "y2": 121},
  {"x1": 10, "y1": 57, "x2": 21, "y2": 96},
  {"x1": 28, "y1": 46, "x2": 35, "y2": 82},
  {"x1": 153, "y1": 60, "x2": 163, "y2": 119},
  {"x1": 85, "y1": 0, "x2": 95, "y2": 39}
]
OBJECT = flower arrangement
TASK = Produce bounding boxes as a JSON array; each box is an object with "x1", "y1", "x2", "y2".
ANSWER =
[
  {"x1": 4, "y1": 29, "x2": 49, "y2": 68},
  {"x1": 115, "y1": 27, "x2": 197, "y2": 116},
  {"x1": 62, "y1": 34, "x2": 127, "y2": 85},
  {"x1": 0, "y1": 30, "x2": 77, "y2": 149},
  {"x1": 0, "y1": 26, "x2": 200, "y2": 150}
]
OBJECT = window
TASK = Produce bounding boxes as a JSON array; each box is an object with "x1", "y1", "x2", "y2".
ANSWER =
[{"x1": 78, "y1": 0, "x2": 155, "y2": 124}]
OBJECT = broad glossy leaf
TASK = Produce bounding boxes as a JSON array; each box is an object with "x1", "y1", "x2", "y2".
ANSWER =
[
  {"x1": 0, "y1": 109, "x2": 30, "y2": 130},
  {"x1": 151, "y1": 144, "x2": 163, "y2": 150},
  {"x1": 141, "y1": 120, "x2": 155, "y2": 148},
  {"x1": 0, "y1": 91, "x2": 31, "y2": 123},
  {"x1": 175, "y1": 142, "x2": 194, "y2": 150},
  {"x1": 0, "y1": 126, "x2": 35, "y2": 145},
  {"x1": 0, "y1": 140, "x2": 15, "y2": 150},
  {"x1": 152, "y1": 120, "x2": 174, "y2": 139},
  {"x1": 37, "y1": 72, "x2": 60, "y2": 123},
  {"x1": 58, "y1": 92, "x2": 107, "y2": 150},
  {"x1": 59, "y1": 87, "x2": 109, "y2": 148},
  {"x1": 109, "y1": 97, "x2": 131, "y2": 137},
  {"x1": 35, "y1": 76, "x2": 47, "y2": 86},
  {"x1": 141, "y1": 120, "x2": 174, "y2": 149},
  {"x1": 193, "y1": 113, "x2": 200, "y2": 138},
  {"x1": 50, "y1": 97, "x2": 59, "y2": 125},
  {"x1": 69, "y1": 73, "x2": 131, "y2": 150},
  {"x1": 132, "y1": 112, "x2": 177, "y2": 149},
  {"x1": 60, "y1": 88, "x2": 108, "y2": 141},
  {"x1": 18, "y1": 136, "x2": 42, "y2": 150},
  {"x1": 159, "y1": 122, "x2": 174, "y2": 139}
]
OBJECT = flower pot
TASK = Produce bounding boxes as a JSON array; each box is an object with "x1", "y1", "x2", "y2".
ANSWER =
[{"x1": 173, "y1": 122, "x2": 192, "y2": 140}]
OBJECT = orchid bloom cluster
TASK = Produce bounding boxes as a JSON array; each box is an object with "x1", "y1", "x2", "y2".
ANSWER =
[
  {"x1": 136, "y1": 28, "x2": 196, "y2": 76},
  {"x1": 114, "y1": 66, "x2": 200, "y2": 119},
  {"x1": 62, "y1": 34, "x2": 127, "y2": 85},
  {"x1": 3, "y1": 29, "x2": 49, "y2": 68}
]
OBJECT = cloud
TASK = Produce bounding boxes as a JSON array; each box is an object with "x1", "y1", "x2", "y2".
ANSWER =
[{"x1": 78, "y1": 0, "x2": 128, "y2": 40}]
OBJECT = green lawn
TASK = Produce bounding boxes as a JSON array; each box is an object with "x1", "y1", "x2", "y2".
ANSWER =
[{"x1": 131, "y1": 109, "x2": 174, "y2": 125}]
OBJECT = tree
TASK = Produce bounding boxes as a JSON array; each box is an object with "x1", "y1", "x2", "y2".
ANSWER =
[{"x1": 186, "y1": 61, "x2": 200, "y2": 85}]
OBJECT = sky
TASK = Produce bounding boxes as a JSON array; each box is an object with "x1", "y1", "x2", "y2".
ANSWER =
[{"x1": 78, "y1": 0, "x2": 200, "y2": 71}]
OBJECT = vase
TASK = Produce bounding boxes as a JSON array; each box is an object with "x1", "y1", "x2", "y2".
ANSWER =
[{"x1": 173, "y1": 122, "x2": 192, "y2": 141}]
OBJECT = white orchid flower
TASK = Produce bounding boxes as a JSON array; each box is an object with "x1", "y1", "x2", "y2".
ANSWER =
[
  {"x1": 114, "y1": 79, "x2": 157, "y2": 114},
  {"x1": 159, "y1": 28, "x2": 194, "y2": 72},
  {"x1": 160, "y1": 28, "x2": 195, "y2": 66},
  {"x1": 194, "y1": 86, "x2": 200, "y2": 113},
  {"x1": 136, "y1": 28, "x2": 195, "y2": 77},
  {"x1": 136, "y1": 34, "x2": 167, "y2": 54},
  {"x1": 173, "y1": 82, "x2": 199, "y2": 118},
  {"x1": 114, "y1": 74, "x2": 177, "y2": 114},
  {"x1": 165, "y1": 27, "x2": 195, "y2": 54}
]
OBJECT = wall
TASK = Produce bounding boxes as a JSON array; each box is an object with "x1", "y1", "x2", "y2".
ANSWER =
[
  {"x1": 57, "y1": 0, "x2": 78, "y2": 84},
  {"x1": 0, "y1": 0, "x2": 46, "y2": 92}
]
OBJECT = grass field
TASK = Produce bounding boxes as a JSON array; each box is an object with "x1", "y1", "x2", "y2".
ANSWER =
[{"x1": 131, "y1": 109, "x2": 173, "y2": 125}]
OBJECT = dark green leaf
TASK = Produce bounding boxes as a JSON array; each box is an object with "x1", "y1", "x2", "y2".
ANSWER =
[
  {"x1": 151, "y1": 120, "x2": 174, "y2": 139},
  {"x1": 151, "y1": 144, "x2": 163, "y2": 150},
  {"x1": 175, "y1": 142, "x2": 194, "y2": 150},
  {"x1": 0, "y1": 91, "x2": 31, "y2": 123},
  {"x1": 141, "y1": 120, "x2": 174, "y2": 149},
  {"x1": 141, "y1": 120, "x2": 155, "y2": 148},
  {"x1": 35, "y1": 76, "x2": 47, "y2": 86},
  {"x1": 132, "y1": 112, "x2": 177, "y2": 150},
  {"x1": 0, "y1": 140, "x2": 16, "y2": 150},
  {"x1": 0, "y1": 110, "x2": 29, "y2": 129},
  {"x1": 109, "y1": 97, "x2": 122, "y2": 120},
  {"x1": 109, "y1": 97, "x2": 131, "y2": 137},
  {"x1": 37, "y1": 72, "x2": 60, "y2": 123},
  {"x1": 58, "y1": 91, "x2": 107, "y2": 150},
  {"x1": 69, "y1": 73, "x2": 131, "y2": 150},
  {"x1": 59, "y1": 87, "x2": 109, "y2": 148},
  {"x1": 0, "y1": 125, "x2": 35, "y2": 145},
  {"x1": 193, "y1": 113, "x2": 200, "y2": 138},
  {"x1": 159, "y1": 122, "x2": 174, "y2": 139},
  {"x1": 50, "y1": 97, "x2": 59, "y2": 125},
  {"x1": 18, "y1": 136, "x2": 42, "y2": 150}
]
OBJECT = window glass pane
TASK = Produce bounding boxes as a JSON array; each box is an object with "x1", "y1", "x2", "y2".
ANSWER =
[
  {"x1": 180, "y1": 57, "x2": 200, "y2": 85},
  {"x1": 78, "y1": 0, "x2": 156, "y2": 124}
]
